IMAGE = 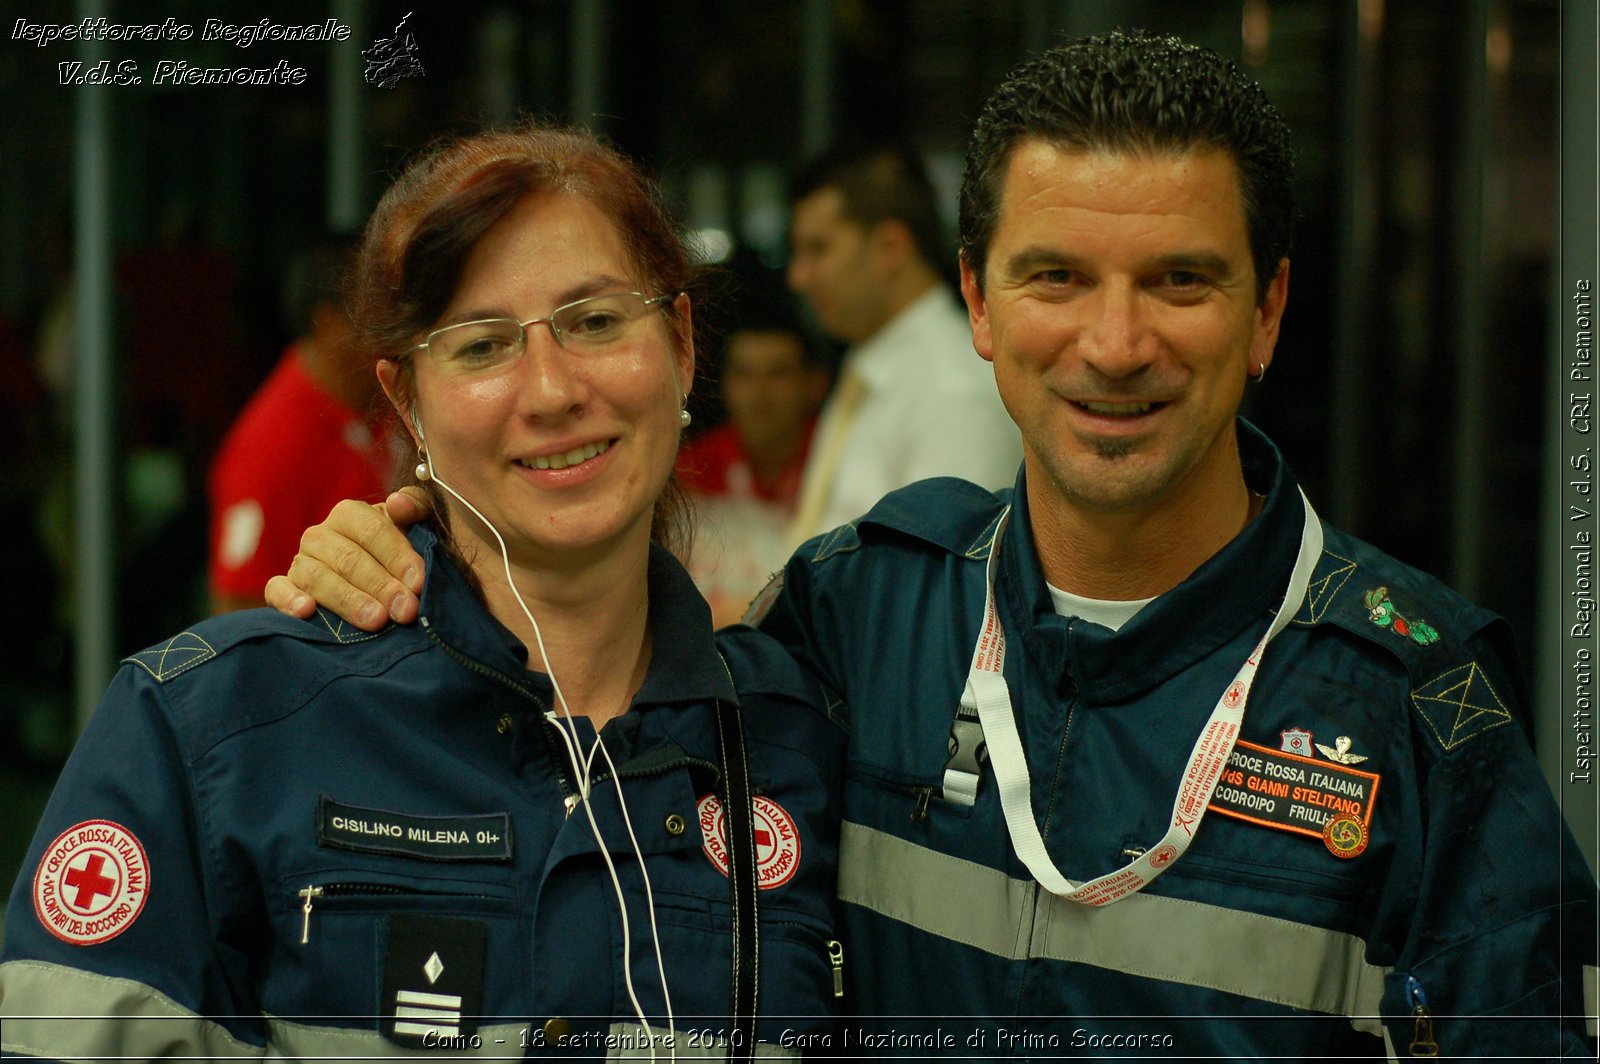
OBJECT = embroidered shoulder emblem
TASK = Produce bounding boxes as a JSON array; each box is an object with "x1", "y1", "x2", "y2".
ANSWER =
[
  {"x1": 125, "y1": 632, "x2": 216, "y2": 682},
  {"x1": 1293, "y1": 550, "x2": 1357, "y2": 625},
  {"x1": 1412, "y1": 662, "x2": 1514, "y2": 750},
  {"x1": 1363, "y1": 586, "x2": 1440, "y2": 645}
]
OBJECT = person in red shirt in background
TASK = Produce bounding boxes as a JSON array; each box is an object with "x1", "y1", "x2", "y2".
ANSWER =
[
  {"x1": 208, "y1": 240, "x2": 400, "y2": 611},
  {"x1": 678, "y1": 302, "x2": 829, "y2": 626}
]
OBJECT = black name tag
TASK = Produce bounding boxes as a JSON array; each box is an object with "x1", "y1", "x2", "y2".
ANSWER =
[{"x1": 317, "y1": 795, "x2": 513, "y2": 862}]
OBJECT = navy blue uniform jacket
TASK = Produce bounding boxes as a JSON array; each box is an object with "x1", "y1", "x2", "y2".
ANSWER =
[
  {"x1": 757, "y1": 420, "x2": 1597, "y2": 1060},
  {"x1": 2, "y1": 527, "x2": 847, "y2": 1060}
]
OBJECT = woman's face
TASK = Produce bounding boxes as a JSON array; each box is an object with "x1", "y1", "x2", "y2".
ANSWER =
[{"x1": 383, "y1": 191, "x2": 693, "y2": 569}]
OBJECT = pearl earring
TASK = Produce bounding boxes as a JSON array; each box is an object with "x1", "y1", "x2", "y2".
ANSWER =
[
  {"x1": 414, "y1": 449, "x2": 432, "y2": 482},
  {"x1": 679, "y1": 408, "x2": 692, "y2": 428}
]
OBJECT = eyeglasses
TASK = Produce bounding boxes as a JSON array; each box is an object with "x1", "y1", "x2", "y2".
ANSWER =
[{"x1": 411, "y1": 291, "x2": 675, "y2": 374}]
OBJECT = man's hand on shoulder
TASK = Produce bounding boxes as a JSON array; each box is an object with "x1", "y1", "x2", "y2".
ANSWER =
[{"x1": 264, "y1": 488, "x2": 432, "y2": 630}]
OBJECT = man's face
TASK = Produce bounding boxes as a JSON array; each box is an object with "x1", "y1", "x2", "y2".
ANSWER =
[
  {"x1": 960, "y1": 140, "x2": 1288, "y2": 519},
  {"x1": 722, "y1": 329, "x2": 826, "y2": 456},
  {"x1": 787, "y1": 187, "x2": 889, "y2": 344}
]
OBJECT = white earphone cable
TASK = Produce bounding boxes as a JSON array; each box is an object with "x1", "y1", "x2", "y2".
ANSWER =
[{"x1": 420, "y1": 443, "x2": 676, "y2": 1060}]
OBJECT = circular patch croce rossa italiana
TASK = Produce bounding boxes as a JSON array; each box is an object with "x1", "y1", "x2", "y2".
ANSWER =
[
  {"x1": 696, "y1": 794, "x2": 801, "y2": 889},
  {"x1": 33, "y1": 820, "x2": 151, "y2": 945}
]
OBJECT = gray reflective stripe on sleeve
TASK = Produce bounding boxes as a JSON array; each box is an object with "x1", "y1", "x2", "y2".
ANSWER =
[
  {"x1": 0, "y1": 958, "x2": 264, "y2": 1060},
  {"x1": 0, "y1": 960, "x2": 807, "y2": 1061},
  {"x1": 0, "y1": 958, "x2": 518, "y2": 1060},
  {"x1": 270, "y1": 1018, "x2": 801, "y2": 1059},
  {"x1": 266, "y1": 1015, "x2": 524, "y2": 1057},
  {"x1": 839, "y1": 821, "x2": 1390, "y2": 1035},
  {"x1": 1586, "y1": 964, "x2": 1598, "y2": 1038}
]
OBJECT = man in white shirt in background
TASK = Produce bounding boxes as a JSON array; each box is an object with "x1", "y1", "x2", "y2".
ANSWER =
[{"x1": 785, "y1": 146, "x2": 1022, "y2": 542}]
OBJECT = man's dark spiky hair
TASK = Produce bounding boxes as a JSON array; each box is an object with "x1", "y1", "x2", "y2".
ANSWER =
[{"x1": 959, "y1": 30, "x2": 1294, "y2": 300}]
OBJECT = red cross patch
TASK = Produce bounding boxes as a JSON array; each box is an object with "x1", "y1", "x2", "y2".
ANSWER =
[
  {"x1": 696, "y1": 794, "x2": 801, "y2": 890},
  {"x1": 32, "y1": 820, "x2": 150, "y2": 946}
]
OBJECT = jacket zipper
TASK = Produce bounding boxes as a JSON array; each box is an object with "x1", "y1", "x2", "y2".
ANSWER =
[
  {"x1": 590, "y1": 755, "x2": 720, "y2": 788},
  {"x1": 1405, "y1": 975, "x2": 1438, "y2": 1056},
  {"x1": 420, "y1": 618, "x2": 721, "y2": 810},
  {"x1": 421, "y1": 616, "x2": 579, "y2": 810},
  {"x1": 767, "y1": 917, "x2": 845, "y2": 999},
  {"x1": 297, "y1": 881, "x2": 501, "y2": 945}
]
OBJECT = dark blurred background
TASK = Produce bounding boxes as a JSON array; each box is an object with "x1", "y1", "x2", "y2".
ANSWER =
[{"x1": 1, "y1": 0, "x2": 1592, "y2": 930}]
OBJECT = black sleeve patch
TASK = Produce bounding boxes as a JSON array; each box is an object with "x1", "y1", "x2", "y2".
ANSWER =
[
  {"x1": 317, "y1": 795, "x2": 512, "y2": 862},
  {"x1": 382, "y1": 914, "x2": 487, "y2": 1047}
]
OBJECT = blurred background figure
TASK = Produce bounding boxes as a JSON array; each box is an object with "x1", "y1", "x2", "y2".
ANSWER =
[
  {"x1": 679, "y1": 288, "x2": 829, "y2": 626},
  {"x1": 784, "y1": 144, "x2": 1021, "y2": 543},
  {"x1": 208, "y1": 239, "x2": 398, "y2": 612}
]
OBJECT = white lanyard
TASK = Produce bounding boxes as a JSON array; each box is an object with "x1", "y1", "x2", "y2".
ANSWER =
[{"x1": 962, "y1": 489, "x2": 1323, "y2": 905}]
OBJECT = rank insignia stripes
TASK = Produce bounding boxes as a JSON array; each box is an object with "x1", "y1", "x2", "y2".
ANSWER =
[
  {"x1": 1293, "y1": 550, "x2": 1357, "y2": 625},
  {"x1": 393, "y1": 988, "x2": 463, "y2": 1039},
  {"x1": 1411, "y1": 662, "x2": 1514, "y2": 750},
  {"x1": 381, "y1": 915, "x2": 485, "y2": 1048},
  {"x1": 125, "y1": 632, "x2": 216, "y2": 682}
]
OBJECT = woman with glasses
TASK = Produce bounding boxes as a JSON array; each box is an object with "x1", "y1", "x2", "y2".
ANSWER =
[{"x1": 0, "y1": 125, "x2": 845, "y2": 1060}]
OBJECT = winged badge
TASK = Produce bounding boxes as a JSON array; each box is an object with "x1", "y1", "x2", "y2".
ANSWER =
[{"x1": 1315, "y1": 735, "x2": 1369, "y2": 765}]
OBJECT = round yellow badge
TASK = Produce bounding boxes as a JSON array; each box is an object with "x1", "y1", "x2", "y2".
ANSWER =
[{"x1": 1322, "y1": 814, "x2": 1368, "y2": 859}]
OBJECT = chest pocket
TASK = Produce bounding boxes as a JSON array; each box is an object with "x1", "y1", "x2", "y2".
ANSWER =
[
  {"x1": 640, "y1": 793, "x2": 838, "y2": 1007},
  {"x1": 1156, "y1": 814, "x2": 1378, "y2": 932},
  {"x1": 847, "y1": 761, "x2": 977, "y2": 821},
  {"x1": 266, "y1": 864, "x2": 523, "y2": 1024}
]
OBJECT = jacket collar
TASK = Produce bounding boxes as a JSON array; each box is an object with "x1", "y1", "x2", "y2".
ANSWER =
[
  {"x1": 998, "y1": 419, "x2": 1305, "y2": 704},
  {"x1": 412, "y1": 525, "x2": 738, "y2": 709}
]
